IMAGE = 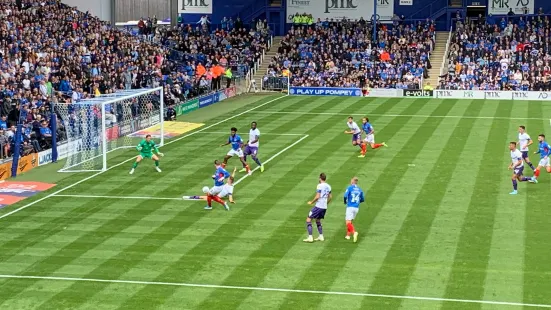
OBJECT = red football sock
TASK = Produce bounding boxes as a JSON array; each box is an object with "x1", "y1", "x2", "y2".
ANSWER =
[
  {"x1": 207, "y1": 195, "x2": 212, "y2": 207},
  {"x1": 212, "y1": 195, "x2": 225, "y2": 206},
  {"x1": 547, "y1": 167, "x2": 551, "y2": 173},
  {"x1": 361, "y1": 143, "x2": 367, "y2": 155},
  {"x1": 245, "y1": 164, "x2": 250, "y2": 172},
  {"x1": 535, "y1": 169, "x2": 541, "y2": 178},
  {"x1": 372, "y1": 143, "x2": 383, "y2": 149},
  {"x1": 347, "y1": 222, "x2": 355, "y2": 234}
]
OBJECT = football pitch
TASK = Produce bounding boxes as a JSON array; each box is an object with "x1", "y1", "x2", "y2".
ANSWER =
[{"x1": 1, "y1": 94, "x2": 551, "y2": 310}]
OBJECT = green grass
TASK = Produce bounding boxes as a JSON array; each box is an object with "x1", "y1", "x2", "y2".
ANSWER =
[{"x1": 1, "y1": 95, "x2": 551, "y2": 310}]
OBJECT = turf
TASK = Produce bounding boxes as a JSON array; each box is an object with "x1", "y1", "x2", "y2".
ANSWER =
[{"x1": 0, "y1": 95, "x2": 551, "y2": 310}]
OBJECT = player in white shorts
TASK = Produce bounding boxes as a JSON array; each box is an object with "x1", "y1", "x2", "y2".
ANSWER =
[
  {"x1": 358, "y1": 117, "x2": 387, "y2": 158},
  {"x1": 183, "y1": 167, "x2": 237, "y2": 211},
  {"x1": 221, "y1": 127, "x2": 251, "y2": 175},
  {"x1": 531, "y1": 134, "x2": 551, "y2": 183},
  {"x1": 517, "y1": 125, "x2": 535, "y2": 171}
]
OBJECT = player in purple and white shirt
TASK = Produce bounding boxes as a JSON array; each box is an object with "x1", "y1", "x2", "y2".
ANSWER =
[
  {"x1": 508, "y1": 142, "x2": 532, "y2": 195},
  {"x1": 344, "y1": 116, "x2": 362, "y2": 152},
  {"x1": 241, "y1": 121, "x2": 265, "y2": 173},
  {"x1": 304, "y1": 173, "x2": 332, "y2": 243},
  {"x1": 517, "y1": 125, "x2": 535, "y2": 171}
]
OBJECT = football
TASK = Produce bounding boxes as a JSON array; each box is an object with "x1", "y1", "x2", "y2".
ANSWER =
[{"x1": 202, "y1": 186, "x2": 210, "y2": 194}]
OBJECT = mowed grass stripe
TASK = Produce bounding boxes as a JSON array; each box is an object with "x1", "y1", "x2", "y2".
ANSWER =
[
  {"x1": 480, "y1": 101, "x2": 530, "y2": 309},
  {"x1": 399, "y1": 101, "x2": 500, "y2": 310},
  {"x1": 193, "y1": 96, "x2": 409, "y2": 310},
  {"x1": 0, "y1": 95, "x2": 297, "y2": 305},
  {"x1": 523, "y1": 100, "x2": 551, "y2": 306},
  {"x1": 0, "y1": 131, "x2": 228, "y2": 265},
  {"x1": 107, "y1": 96, "x2": 360, "y2": 309},
  {"x1": 265, "y1": 98, "x2": 448, "y2": 310},
  {"x1": 441, "y1": 101, "x2": 515, "y2": 309},
  {"x1": 356, "y1": 99, "x2": 484, "y2": 309},
  {"x1": 238, "y1": 98, "x2": 448, "y2": 309},
  {"x1": 31, "y1": 95, "x2": 333, "y2": 309}
]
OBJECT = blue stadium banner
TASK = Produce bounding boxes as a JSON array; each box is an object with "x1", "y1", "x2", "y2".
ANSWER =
[
  {"x1": 289, "y1": 87, "x2": 362, "y2": 97},
  {"x1": 199, "y1": 94, "x2": 215, "y2": 108}
]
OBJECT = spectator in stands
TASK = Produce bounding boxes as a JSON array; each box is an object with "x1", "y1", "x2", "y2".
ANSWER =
[
  {"x1": 264, "y1": 17, "x2": 434, "y2": 90},
  {"x1": 440, "y1": 15, "x2": 551, "y2": 91}
]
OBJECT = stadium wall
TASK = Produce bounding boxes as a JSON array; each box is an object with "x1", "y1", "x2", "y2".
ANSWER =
[
  {"x1": 179, "y1": 0, "x2": 256, "y2": 25},
  {"x1": 114, "y1": 0, "x2": 171, "y2": 22},
  {"x1": 63, "y1": 0, "x2": 112, "y2": 21}
]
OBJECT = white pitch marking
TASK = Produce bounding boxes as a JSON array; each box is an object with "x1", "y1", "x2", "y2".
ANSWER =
[
  {"x1": 234, "y1": 135, "x2": 309, "y2": 186},
  {"x1": 0, "y1": 274, "x2": 548, "y2": 308},
  {"x1": 252, "y1": 110, "x2": 550, "y2": 121},
  {"x1": 51, "y1": 135, "x2": 308, "y2": 201},
  {"x1": 0, "y1": 95, "x2": 288, "y2": 220},
  {"x1": 197, "y1": 131, "x2": 304, "y2": 136},
  {"x1": 52, "y1": 195, "x2": 182, "y2": 201}
]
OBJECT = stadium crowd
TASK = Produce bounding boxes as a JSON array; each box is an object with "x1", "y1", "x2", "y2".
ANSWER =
[
  {"x1": 0, "y1": 0, "x2": 269, "y2": 160},
  {"x1": 440, "y1": 14, "x2": 551, "y2": 90},
  {"x1": 263, "y1": 18, "x2": 435, "y2": 89}
]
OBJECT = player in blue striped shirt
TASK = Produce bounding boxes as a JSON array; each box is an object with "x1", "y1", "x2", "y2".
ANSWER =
[{"x1": 343, "y1": 177, "x2": 364, "y2": 243}]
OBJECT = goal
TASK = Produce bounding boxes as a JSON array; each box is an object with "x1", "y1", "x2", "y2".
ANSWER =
[{"x1": 54, "y1": 88, "x2": 165, "y2": 172}]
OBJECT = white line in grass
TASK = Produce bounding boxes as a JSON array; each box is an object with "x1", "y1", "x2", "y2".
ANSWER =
[
  {"x1": 0, "y1": 274, "x2": 548, "y2": 308},
  {"x1": 52, "y1": 195, "x2": 182, "y2": 201},
  {"x1": 252, "y1": 111, "x2": 551, "y2": 121},
  {"x1": 51, "y1": 135, "x2": 307, "y2": 201},
  {"x1": 234, "y1": 135, "x2": 309, "y2": 186},
  {"x1": 197, "y1": 131, "x2": 304, "y2": 136},
  {"x1": 0, "y1": 95, "x2": 288, "y2": 220}
]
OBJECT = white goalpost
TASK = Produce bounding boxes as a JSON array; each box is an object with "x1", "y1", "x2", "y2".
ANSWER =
[{"x1": 54, "y1": 87, "x2": 165, "y2": 172}]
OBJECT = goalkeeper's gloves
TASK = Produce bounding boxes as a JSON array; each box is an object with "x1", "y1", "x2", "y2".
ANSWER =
[
  {"x1": 158, "y1": 152, "x2": 164, "y2": 157},
  {"x1": 137, "y1": 146, "x2": 143, "y2": 151}
]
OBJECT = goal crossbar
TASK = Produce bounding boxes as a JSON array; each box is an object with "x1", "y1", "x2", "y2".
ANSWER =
[{"x1": 54, "y1": 87, "x2": 164, "y2": 173}]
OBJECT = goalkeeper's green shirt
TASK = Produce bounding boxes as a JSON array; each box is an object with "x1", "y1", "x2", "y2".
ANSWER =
[{"x1": 137, "y1": 139, "x2": 158, "y2": 154}]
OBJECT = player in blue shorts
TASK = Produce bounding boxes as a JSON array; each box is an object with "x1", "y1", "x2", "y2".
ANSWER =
[{"x1": 343, "y1": 177, "x2": 364, "y2": 242}]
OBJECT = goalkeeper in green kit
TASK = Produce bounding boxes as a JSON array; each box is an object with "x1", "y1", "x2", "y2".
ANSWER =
[{"x1": 130, "y1": 134, "x2": 164, "y2": 174}]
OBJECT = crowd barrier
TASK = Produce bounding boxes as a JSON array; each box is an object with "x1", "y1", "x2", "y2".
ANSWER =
[{"x1": 288, "y1": 87, "x2": 551, "y2": 101}]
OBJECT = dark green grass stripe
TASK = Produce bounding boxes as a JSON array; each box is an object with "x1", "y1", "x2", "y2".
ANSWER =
[
  {"x1": 0, "y1": 95, "x2": 285, "y2": 218},
  {"x1": 276, "y1": 99, "x2": 462, "y2": 309},
  {"x1": 115, "y1": 97, "x2": 399, "y2": 310},
  {"x1": 196, "y1": 98, "x2": 440, "y2": 310},
  {"x1": 34, "y1": 96, "x2": 347, "y2": 309},
  {"x1": 0, "y1": 95, "x2": 305, "y2": 304},
  {"x1": 357, "y1": 99, "x2": 484, "y2": 309},
  {"x1": 523, "y1": 100, "x2": 551, "y2": 307},
  {"x1": 0, "y1": 133, "x2": 227, "y2": 256},
  {"x1": 441, "y1": 100, "x2": 514, "y2": 309}
]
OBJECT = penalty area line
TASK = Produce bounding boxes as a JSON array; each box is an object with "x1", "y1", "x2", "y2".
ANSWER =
[
  {"x1": 0, "y1": 275, "x2": 548, "y2": 308},
  {"x1": 234, "y1": 135, "x2": 309, "y2": 186},
  {"x1": 0, "y1": 95, "x2": 288, "y2": 221},
  {"x1": 197, "y1": 131, "x2": 304, "y2": 136},
  {"x1": 52, "y1": 194, "x2": 182, "y2": 201}
]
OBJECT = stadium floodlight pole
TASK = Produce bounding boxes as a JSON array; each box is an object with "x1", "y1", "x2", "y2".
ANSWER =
[{"x1": 287, "y1": 76, "x2": 290, "y2": 95}]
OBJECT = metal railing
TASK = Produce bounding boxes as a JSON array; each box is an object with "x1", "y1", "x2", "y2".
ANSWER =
[{"x1": 440, "y1": 25, "x2": 453, "y2": 77}]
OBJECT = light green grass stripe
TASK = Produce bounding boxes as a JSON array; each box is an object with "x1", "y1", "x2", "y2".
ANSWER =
[
  {"x1": 441, "y1": 101, "x2": 515, "y2": 310},
  {"x1": 94, "y1": 96, "x2": 356, "y2": 310},
  {"x1": 398, "y1": 101, "x2": 500, "y2": 310},
  {"x1": 352, "y1": 100, "x2": 475, "y2": 309},
  {"x1": 8, "y1": 202, "x2": 189, "y2": 308},
  {"x1": 480, "y1": 100, "x2": 528, "y2": 310},
  {"x1": 192, "y1": 97, "x2": 406, "y2": 310},
  {"x1": 34, "y1": 95, "x2": 331, "y2": 309},
  {"x1": 239, "y1": 98, "x2": 432, "y2": 310},
  {"x1": 523, "y1": 100, "x2": 551, "y2": 307}
]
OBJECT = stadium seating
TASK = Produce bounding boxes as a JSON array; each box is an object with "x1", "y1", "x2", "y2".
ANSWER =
[
  {"x1": 0, "y1": 0, "x2": 269, "y2": 159},
  {"x1": 262, "y1": 18, "x2": 435, "y2": 90},
  {"x1": 439, "y1": 15, "x2": 551, "y2": 90}
]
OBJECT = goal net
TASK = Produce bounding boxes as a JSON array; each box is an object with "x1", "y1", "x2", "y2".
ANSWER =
[{"x1": 54, "y1": 87, "x2": 164, "y2": 172}]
